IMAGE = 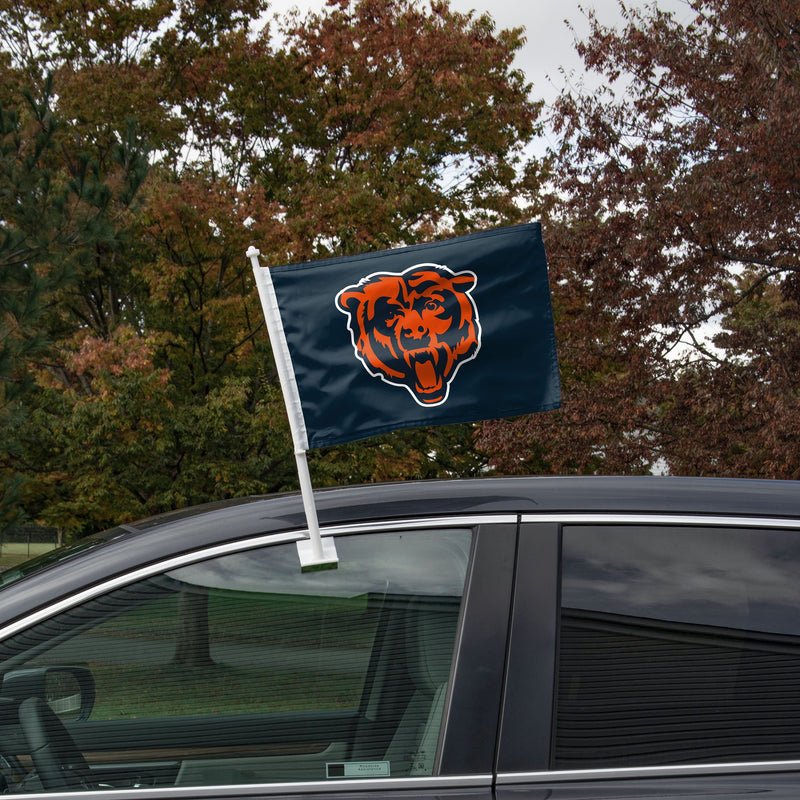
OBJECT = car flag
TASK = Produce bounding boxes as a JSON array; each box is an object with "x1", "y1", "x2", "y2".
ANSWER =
[{"x1": 250, "y1": 223, "x2": 560, "y2": 451}]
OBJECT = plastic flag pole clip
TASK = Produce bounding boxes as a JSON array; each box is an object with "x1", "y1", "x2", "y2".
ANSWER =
[{"x1": 247, "y1": 246, "x2": 338, "y2": 572}]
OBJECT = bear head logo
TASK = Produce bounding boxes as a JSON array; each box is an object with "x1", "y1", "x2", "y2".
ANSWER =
[{"x1": 335, "y1": 263, "x2": 481, "y2": 406}]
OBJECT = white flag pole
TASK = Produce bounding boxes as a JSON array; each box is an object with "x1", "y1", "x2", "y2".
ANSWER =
[{"x1": 247, "y1": 246, "x2": 338, "y2": 571}]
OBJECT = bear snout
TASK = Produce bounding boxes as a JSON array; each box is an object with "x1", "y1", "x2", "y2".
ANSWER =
[{"x1": 399, "y1": 324, "x2": 431, "y2": 350}]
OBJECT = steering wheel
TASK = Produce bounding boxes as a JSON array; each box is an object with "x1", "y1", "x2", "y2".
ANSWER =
[{"x1": 18, "y1": 696, "x2": 94, "y2": 791}]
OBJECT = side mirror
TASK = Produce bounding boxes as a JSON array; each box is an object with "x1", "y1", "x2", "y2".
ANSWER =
[{"x1": 1, "y1": 666, "x2": 95, "y2": 722}]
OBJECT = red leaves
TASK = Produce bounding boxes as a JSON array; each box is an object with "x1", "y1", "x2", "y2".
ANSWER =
[
  {"x1": 257, "y1": 0, "x2": 539, "y2": 253},
  {"x1": 482, "y1": 0, "x2": 800, "y2": 478}
]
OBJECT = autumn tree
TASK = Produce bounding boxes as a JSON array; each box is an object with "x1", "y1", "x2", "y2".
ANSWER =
[
  {"x1": 3, "y1": 0, "x2": 541, "y2": 535},
  {"x1": 0, "y1": 78, "x2": 151, "y2": 530},
  {"x1": 481, "y1": 0, "x2": 800, "y2": 477},
  {"x1": 225, "y1": 0, "x2": 542, "y2": 257}
]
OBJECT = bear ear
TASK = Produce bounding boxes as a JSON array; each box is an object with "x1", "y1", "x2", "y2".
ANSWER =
[
  {"x1": 337, "y1": 288, "x2": 364, "y2": 313},
  {"x1": 451, "y1": 272, "x2": 476, "y2": 292}
]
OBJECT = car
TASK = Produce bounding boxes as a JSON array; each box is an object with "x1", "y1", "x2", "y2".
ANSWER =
[{"x1": 1, "y1": 475, "x2": 800, "y2": 799}]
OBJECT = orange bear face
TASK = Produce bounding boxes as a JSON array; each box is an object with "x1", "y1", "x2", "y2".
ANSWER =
[{"x1": 336, "y1": 264, "x2": 481, "y2": 406}]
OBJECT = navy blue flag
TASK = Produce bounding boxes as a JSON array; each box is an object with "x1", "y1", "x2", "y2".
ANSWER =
[{"x1": 258, "y1": 223, "x2": 560, "y2": 449}]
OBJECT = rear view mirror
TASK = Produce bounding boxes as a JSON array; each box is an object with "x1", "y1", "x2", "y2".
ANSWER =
[{"x1": 1, "y1": 666, "x2": 95, "y2": 722}]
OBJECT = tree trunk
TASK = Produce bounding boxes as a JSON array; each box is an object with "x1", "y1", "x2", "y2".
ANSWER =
[{"x1": 172, "y1": 590, "x2": 214, "y2": 667}]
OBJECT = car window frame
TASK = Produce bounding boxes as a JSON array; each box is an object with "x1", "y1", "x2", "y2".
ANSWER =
[
  {"x1": 498, "y1": 512, "x2": 800, "y2": 789},
  {"x1": 0, "y1": 515, "x2": 518, "y2": 798}
]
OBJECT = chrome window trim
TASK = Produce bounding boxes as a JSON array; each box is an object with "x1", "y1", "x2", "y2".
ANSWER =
[
  {"x1": 517, "y1": 510, "x2": 800, "y2": 784},
  {"x1": 521, "y1": 512, "x2": 800, "y2": 529},
  {"x1": 497, "y1": 760, "x2": 800, "y2": 784},
  {"x1": 322, "y1": 514, "x2": 515, "y2": 535},
  {"x1": 0, "y1": 514, "x2": 514, "y2": 642},
  {"x1": 9, "y1": 774, "x2": 493, "y2": 800}
]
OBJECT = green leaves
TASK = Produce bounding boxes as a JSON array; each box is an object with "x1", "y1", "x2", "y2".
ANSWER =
[{"x1": 2, "y1": 0, "x2": 542, "y2": 537}]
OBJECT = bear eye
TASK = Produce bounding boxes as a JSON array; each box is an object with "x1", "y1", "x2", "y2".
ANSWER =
[{"x1": 424, "y1": 300, "x2": 442, "y2": 312}]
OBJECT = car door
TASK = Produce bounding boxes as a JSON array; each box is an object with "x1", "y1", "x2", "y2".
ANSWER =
[
  {"x1": 497, "y1": 516, "x2": 800, "y2": 800},
  {"x1": 0, "y1": 516, "x2": 516, "y2": 798}
]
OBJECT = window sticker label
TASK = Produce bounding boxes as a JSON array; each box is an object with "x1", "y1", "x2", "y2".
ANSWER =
[{"x1": 326, "y1": 761, "x2": 391, "y2": 779}]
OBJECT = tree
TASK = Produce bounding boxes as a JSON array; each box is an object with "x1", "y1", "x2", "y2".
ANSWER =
[
  {"x1": 481, "y1": 0, "x2": 800, "y2": 477},
  {"x1": 172, "y1": 589, "x2": 213, "y2": 668},
  {"x1": 229, "y1": 0, "x2": 542, "y2": 257},
  {"x1": 658, "y1": 273, "x2": 800, "y2": 477},
  {"x1": 4, "y1": 0, "x2": 542, "y2": 535},
  {"x1": 0, "y1": 82, "x2": 149, "y2": 530},
  {"x1": 0, "y1": 95, "x2": 57, "y2": 529}
]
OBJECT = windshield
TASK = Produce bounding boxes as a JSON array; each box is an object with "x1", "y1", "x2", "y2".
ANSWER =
[{"x1": 0, "y1": 527, "x2": 129, "y2": 590}]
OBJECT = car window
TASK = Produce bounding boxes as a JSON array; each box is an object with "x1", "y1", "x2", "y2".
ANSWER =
[
  {"x1": 0, "y1": 528, "x2": 472, "y2": 793},
  {"x1": 557, "y1": 525, "x2": 800, "y2": 769}
]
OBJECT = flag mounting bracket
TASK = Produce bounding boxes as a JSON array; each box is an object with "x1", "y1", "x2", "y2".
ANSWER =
[{"x1": 247, "y1": 246, "x2": 339, "y2": 572}]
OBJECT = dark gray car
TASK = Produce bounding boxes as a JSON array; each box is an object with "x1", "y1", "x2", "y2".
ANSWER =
[{"x1": 0, "y1": 476, "x2": 799, "y2": 799}]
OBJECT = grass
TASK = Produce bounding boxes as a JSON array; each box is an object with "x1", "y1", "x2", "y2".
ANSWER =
[
  {"x1": 48, "y1": 590, "x2": 381, "y2": 720},
  {"x1": 90, "y1": 663, "x2": 366, "y2": 719},
  {"x1": 0, "y1": 544, "x2": 57, "y2": 569},
  {"x1": 92, "y1": 591, "x2": 379, "y2": 648}
]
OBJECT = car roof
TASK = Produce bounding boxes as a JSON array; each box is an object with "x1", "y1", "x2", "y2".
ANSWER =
[
  {"x1": 126, "y1": 474, "x2": 800, "y2": 530},
  {"x1": 1, "y1": 476, "x2": 799, "y2": 628}
]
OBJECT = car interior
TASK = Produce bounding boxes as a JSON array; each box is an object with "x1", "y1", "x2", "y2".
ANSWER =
[{"x1": 0, "y1": 583, "x2": 462, "y2": 792}]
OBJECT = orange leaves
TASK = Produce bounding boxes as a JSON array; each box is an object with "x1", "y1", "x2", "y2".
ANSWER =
[
  {"x1": 69, "y1": 327, "x2": 158, "y2": 380},
  {"x1": 36, "y1": 326, "x2": 170, "y2": 400},
  {"x1": 4, "y1": 0, "x2": 545, "y2": 532},
  {"x1": 489, "y1": 0, "x2": 800, "y2": 478}
]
